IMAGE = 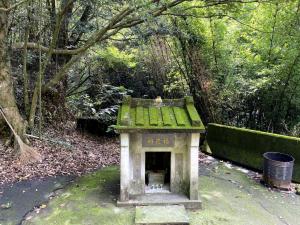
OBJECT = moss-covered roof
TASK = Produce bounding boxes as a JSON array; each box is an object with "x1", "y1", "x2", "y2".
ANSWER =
[{"x1": 115, "y1": 96, "x2": 205, "y2": 132}]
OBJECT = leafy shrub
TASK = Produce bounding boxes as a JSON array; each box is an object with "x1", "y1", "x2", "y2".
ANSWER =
[{"x1": 68, "y1": 84, "x2": 132, "y2": 132}]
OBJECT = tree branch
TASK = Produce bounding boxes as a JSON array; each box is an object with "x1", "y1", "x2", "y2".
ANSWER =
[
  {"x1": 112, "y1": 0, "x2": 186, "y2": 29},
  {"x1": 182, "y1": 0, "x2": 272, "y2": 11},
  {"x1": 14, "y1": 0, "x2": 186, "y2": 55},
  {"x1": 0, "y1": 0, "x2": 29, "y2": 12},
  {"x1": 67, "y1": 75, "x2": 91, "y2": 96},
  {"x1": 43, "y1": 9, "x2": 130, "y2": 91},
  {"x1": 44, "y1": 0, "x2": 189, "y2": 90},
  {"x1": 15, "y1": 6, "x2": 133, "y2": 56},
  {"x1": 13, "y1": 42, "x2": 80, "y2": 55}
]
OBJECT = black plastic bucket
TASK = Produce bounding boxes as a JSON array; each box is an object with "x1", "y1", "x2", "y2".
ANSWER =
[{"x1": 263, "y1": 152, "x2": 295, "y2": 189}]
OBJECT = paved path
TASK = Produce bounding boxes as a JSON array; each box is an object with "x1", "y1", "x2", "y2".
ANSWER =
[
  {"x1": 197, "y1": 156, "x2": 300, "y2": 225},
  {"x1": 0, "y1": 176, "x2": 73, "y2": 225}
]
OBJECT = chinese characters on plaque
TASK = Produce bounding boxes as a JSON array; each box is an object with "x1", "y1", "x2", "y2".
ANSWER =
[{"x1": 142, "y1": 134, "x2": 175, "y2": 147}]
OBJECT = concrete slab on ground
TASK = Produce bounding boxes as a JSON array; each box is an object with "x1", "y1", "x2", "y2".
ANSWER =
[{"x1": 135, "y1": 205, "x2": 189, "y2": 225}]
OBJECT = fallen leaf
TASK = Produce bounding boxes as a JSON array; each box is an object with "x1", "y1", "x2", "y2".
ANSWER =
[
  {"x1": 1, "y1": 202, "x2": 12, "y2": 209},
  {"x1": 26, "y1": 216, "x2": 33, "y2": 220},
  {"x1": 40, "y1": 204, "x2": 47, "y2": 209}
]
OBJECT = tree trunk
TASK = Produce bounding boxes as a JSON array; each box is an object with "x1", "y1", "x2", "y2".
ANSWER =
[
  {"x1": 28, "y1": 0, "x2": 74, "y2": 128},
  {"x1": 0, "y1": 3, "x2": 27, "y2": 145},
  {"x1": 43, "y1": 0, "x2": 74, "y2": 125}
]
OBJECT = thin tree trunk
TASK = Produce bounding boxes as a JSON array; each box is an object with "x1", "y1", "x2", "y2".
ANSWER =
[
  {"x1": 268, "y1": 3, "x2": 279, "y2": 63},
  {"x1": 28, "y1": 0, "x2": 69, "y2": 129},
  {"x1": 209, "y1": 17, "x2": 219, "y2": 74},
  {"x1": 271, "y1": 52, "x2": 300, "y2": 130},
  {"x1": 23, "y1": 25, "x2": 30, "y2": 116}
]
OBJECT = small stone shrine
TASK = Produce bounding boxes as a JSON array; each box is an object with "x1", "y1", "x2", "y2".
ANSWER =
[{"x1": 115, "y1": 96, "x2": 205, "y2": 209}]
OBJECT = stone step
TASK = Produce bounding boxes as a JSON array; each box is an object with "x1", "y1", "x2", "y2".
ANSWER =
[
  {"x1": 135, "y1": 205, "x2": 189, "y2": 225},
  {"x1": 117, "y1": 193, "x2": 202, "y2": 209}
]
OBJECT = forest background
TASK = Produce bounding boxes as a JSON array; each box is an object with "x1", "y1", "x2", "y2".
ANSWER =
[{"x1": 1, "y1": 0, "x2": 300, "y2": 159}]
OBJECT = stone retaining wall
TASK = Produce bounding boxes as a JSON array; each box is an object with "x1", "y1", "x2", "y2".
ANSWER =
[{"x1": 204, "y1": 123, "x2": 300, "y2": 182}]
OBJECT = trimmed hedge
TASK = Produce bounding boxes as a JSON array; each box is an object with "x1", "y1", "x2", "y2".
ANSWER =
[{"x1": 205, "y1": 123, "x2": 300, "y2": 182}]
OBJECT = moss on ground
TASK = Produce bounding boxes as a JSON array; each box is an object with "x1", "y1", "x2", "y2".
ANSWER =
[
  {"x1": 23, "y1": 164, "x2": 300, "y2": 225},
  {"x1": 23, "y1": 167, "x2": 135, "y2": 225}
]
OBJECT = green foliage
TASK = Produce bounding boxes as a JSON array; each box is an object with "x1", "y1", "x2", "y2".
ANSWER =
[
  {"x1": 177, "y1": 1, "x2": 300, "y2": 134},
  {"x1": 68, "y1": 85, "x2": 132, "y2": 128},
  {"x1": 64, "y1": 1, "x2": 300, "y2": 135},
  {"x1": 10, "y1": 0, "x2": 300, "y2": 135},
  {"x1": 93, "y1": 45, "x2": 137, "y2": 69}
]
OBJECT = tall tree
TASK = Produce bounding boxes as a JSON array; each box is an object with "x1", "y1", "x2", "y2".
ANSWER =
[
  {"x1": 1, "y1": 0, "x2": 187, "y2": 150},
  {"x1": 0, "y1": 1, "x2": 28, "y2": 142}
]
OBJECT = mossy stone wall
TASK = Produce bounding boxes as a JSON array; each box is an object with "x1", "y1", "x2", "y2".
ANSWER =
[{"x1": 205, "y1": 123, "x2": 300, "y2": 182}]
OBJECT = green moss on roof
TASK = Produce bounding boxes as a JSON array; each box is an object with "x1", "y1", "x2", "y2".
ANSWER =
[
  {"x1": 186, "y1": 105, "x2": 201, "y2": 127},
  {"x1": 116, "y1": 96, "x2": 205, "y2": 132},
  {"x1": 120, "y1": 104, "x2": 130, "y2": 126},
  {"x1": 173, "y1": 107, "x2": 186, "y2": 126},
  {"x1": 135, "y1": 106, "x2": 144, "y2": 126},
  {"x1": 149, "y1": 107, "x2": 159, "y2": 126},
  {"x1": 161, "y1": 107, "x2": 172, "y2": 126}
]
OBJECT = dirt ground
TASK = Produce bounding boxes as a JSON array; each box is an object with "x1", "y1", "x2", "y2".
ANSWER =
[{"x1": 0, "y1": 127, "x2": 120, "y2": 185}]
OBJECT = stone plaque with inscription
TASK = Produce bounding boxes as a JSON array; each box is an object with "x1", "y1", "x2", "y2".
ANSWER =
[{"x1": 142, "y1": 133, "x2": 175, "y2": 147}]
